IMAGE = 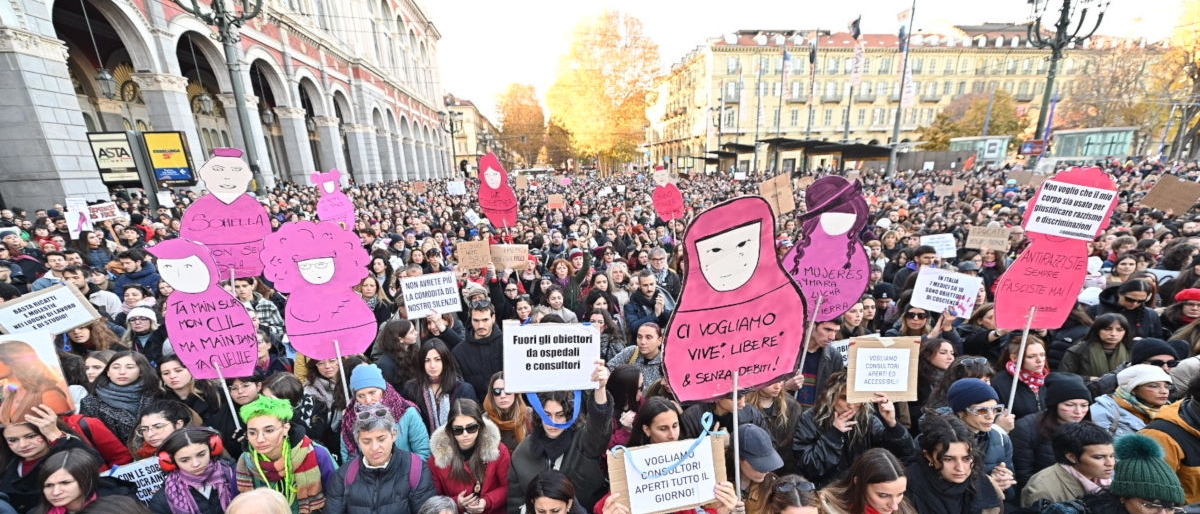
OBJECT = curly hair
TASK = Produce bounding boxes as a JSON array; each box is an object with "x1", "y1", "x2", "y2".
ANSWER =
[
  {"x1": 260, "y1": 220, "x2": 370, "y2": 291},
  {"x1": 238, "y1": 395, "x2": 293, "y2": 424}
]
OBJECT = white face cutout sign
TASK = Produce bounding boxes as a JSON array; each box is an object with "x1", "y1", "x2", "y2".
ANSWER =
[
  {"x1": 695, "y1": 221, "x2": 761, "y2": 292},
  {"x1": 297, "y1": 257, "x2": 335, "y2": 285},
  {"x1": 157, "y1": 256, "x2": 210, "y2": 294},
  {"x1": 820, "y1": 212, "x2": 857, "y2": 236},
  {"x1": 321, "y1": 181, "x2": 337, "y2": 194},
  {"x1": 483, "y1": 167, "x2": 502, "y2": 189},
  {"x1": 653, "y1": 169, "x2": 670, "y2": 186}
]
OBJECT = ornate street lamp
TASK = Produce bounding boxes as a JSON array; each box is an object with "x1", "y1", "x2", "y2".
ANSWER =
[
  {"x1": 1028, "y1": 0, "x2": 1111, "y2": 140},
  {"x1": 79, "y1": 0, "x2": 116, "y2": 100}
]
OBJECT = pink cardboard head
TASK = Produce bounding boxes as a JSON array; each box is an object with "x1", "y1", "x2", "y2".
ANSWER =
[
  {"x1": 784, "y1": 177, "x2": 870, "y2": 321},
  {"x1": 179, "y1": 150, "x2": 271, "y2": 278},
  {"x1": 664, "y1": 196, "x2": 809, "y2": 402},
  {"x1": 212, "y1": 147, "x2": 243, "y2": 158},
  {"x1": 313, "y1": 169, "x2": 355, "y2": 228},
  {"x1": 477, "y1": 153, "x2": 518, "y2": 227}
]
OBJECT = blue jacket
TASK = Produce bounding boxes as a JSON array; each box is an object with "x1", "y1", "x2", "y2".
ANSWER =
[
  {"x1": 623, "y1": 290, "x2": 674, "y2": 338},
  {"x1": 340, "y1": 407, "x2": 431, "y2": 463},
  {"x1": 114, "y1": 261, "x2": 161, "y2": 292}
]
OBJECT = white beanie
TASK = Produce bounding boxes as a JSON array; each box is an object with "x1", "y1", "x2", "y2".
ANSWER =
[
  {"x1": 1118, "y1": 364, "x2": 1172, "y2": 391},
  {"x1": 127, "y1": 306, "x2": 157, "y2": 323}
]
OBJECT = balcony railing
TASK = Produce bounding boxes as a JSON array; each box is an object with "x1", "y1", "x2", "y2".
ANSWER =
[{"x1": 821, "y1": 94, "x2": 844, "y2": 103}]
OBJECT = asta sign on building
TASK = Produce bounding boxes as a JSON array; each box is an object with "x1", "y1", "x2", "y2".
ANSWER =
[{"x1": 86, "y1": 132, "x2": 138, "y2": 184}]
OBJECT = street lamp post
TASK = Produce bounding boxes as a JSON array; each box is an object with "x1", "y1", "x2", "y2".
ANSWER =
[
  {"x1": 1028, "y1": 0, "x2": 1110, "y2": 140},
  {"x1": 439, "y1": 110, "x2": 463, "y2": 178},
  {"x1": 171, "y1": 0, "x2": 267, "y2": 194}
]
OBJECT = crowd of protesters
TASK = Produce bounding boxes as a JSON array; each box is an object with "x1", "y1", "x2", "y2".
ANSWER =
[{"x1": 0, "y1": 158, "x2": 1199, "y2": 514}]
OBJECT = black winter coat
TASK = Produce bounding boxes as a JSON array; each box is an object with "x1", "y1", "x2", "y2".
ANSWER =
[
  {"x1": 991, "y1": 371, "x2": 1046, "y2": 421},
  {"x1": 791, "y1": 409, "x2": 916, "y2": 488},
  {"x1": 452, "y1": 328, "x2": 504, "y2": 397},
  {"x1": 506, "y1": 391, "x2": 613, "y2": 514},
  {"x1": 1009, "y1": 413, "x2": 1056, "y2": 489},
  {"x1": 324, "y1": 450, "x2": 437, "y2": 514},
  {"x1": 1086, "y1": 286, "x2": 1165, "y2": 339},
  {"x1": 0, "y1": 437, "x2": 99, "y2": 513}
]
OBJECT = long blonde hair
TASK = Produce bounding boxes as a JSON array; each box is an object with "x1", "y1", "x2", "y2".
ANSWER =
[{"x1": 812, "y1": 371, "x2": 875, "y2": 448}]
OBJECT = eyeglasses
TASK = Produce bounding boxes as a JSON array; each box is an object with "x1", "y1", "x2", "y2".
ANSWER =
[
  {"x1": 491, "y1": 387, "x2": 509, "y2": 397},
  {"x1": 1138, "y1": 502, "x2": 1185, "y2": 514},
  {"x1": 356, "y1": 408, "x2": 389, "y2": 421},
  {"x1": 136, "y1": 422, "x2": 171, "y2": 435},
  {"x1": 1122, "y1": 296, "x2": 1148, "y2": 305},
  {"x1": 966, "y1": 405, "x2": 1005, "y2": 417},
  {"x1": 1146, "y1": 359, "x2": 1180, "y2": 369},
  {"x1": 470, "y1": 300, "x2": 492, "y2": 309},
  {"x1": 905, "y1": 312, "x2": 929, "y2": 320},
  {"x1": 773, "y1": 480, "x2": 816, "y2": 493},
  {"x1": 1184, "y1": 302, "x2": 1200, "y2": 309},
  {"x1": 505, "y1": 288, "x2": 518, "y2": 293},
  {"x1": 955, "y1": 357, "x2": 990, "y2": 368},
  {"x1": 450, "y1": 423, "x2": 480, "y2": 436},
  {"x1": 129, "y1": 317, "x2": 152, "y2": 323}
]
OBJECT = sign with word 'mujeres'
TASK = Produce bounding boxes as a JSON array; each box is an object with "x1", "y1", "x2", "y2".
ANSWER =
[
  {"x1": 846, "y1": 337, "x2": 919, "y2": 403},
  {"x1": 502, "y1": 321, "x2": 601, "y2": 393},
  {"x1": 399, "y1": 272, "x2": 462, "y2": 320},
  {"x1": 0, "y1": 284, "x2": 101, "y2": 334},
  {"x1": 607, "y1": 435, "x2": 727, "y2": 514}
]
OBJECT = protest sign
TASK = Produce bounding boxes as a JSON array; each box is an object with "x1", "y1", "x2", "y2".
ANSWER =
[
  {"x1": 490, "y1": 244, "x2": 529, "y2": 271},
  {"x1": 457, "y1": 240, "x2": 492, "y2": 269},
  {"x1": 965, "y1": 226, "x2": 1011, "y2": 252},
  {"x1": 413, "y1": 181, "x2": 428, "y2": 194},
  {"x1": 846, "y1": 337, "x2": 919, "y2": 403},
  {"x1": 616, "y1": 185, "x2": 626, "y2": 193},
  {"x1": 758, "y1": 173, "x2": 796, "y2": 215},
  {"x1": 108, "y1": 457, "x2": 165, "y2": 502},
  {"x1": 952, "y1": 179, "x2": 967, "y2": 192},
  {"x1": 515, "y1": 175, "x2": 529, "y2": 190},
  {"x1": 797, "y1": 176, "x2": 815, "y2": 189},
  {"x1": 0, "y1": 331, "x2": 73, "y2": 422},
  {"x1": 607, "y1": 435, "x2": 728, "y2": 514},
  {"x1": 312, "y1": 169, "x2": 355, "y2": 228},
  {"x1": 599, "y1": 186, "x2": 614, "y2": 197},
  {"x1": 478, "y1": 153, "x2": 519, "y2": 227},
  {"x1": 502, "y1": 321, "x2": 601, "y2": 392},
  {"x1": 783, "y1": 177, "x2": 869, "y2": 321},
  {"x1": 0, "y1": 284, "x2": 100, "y2": 334},
  {"x1": 1009, "y1": 170, "x2": 1035, "y2": 185},
  {"x1": 156, "y1": 191, "x2": 173, "y2": 207},
  {"x1": 664, "y1": 197, "x2": 809, "y2": 402},
  {"x1": 560, "y1": 177, "x2": 572, "y2": 186},
  {"x1": 180, "y1": 148, "x2": 272, "y2": 278},
  {"x1": 653, "y1": 168, "x2": 685, "y2": 221},
  {"x1": 934, "y1": 184, "x2": 954, "y2": 197},
  {"x1": 911, "y1": 267, "x2": 983, "y2": 314},
  {"x1": 828, "y1": 338, "x2": 852, "y2": 367},
  {"x1": 464, "y1": 209, "x2": 482, "y2": 226},
  {"x1": 1025, "y1": 180, "x2": 1118, "y2": 240},
  {"x1": 547, "y1": 194, "x2": 566, "y2": 210},
  {"x1": 1143, "y1": 175, "x2": 1200, "y2": 213},
  {"x1": 87, "y1": 202, "x2": 120, "y2": 221},
  {"x1": 399, "y1": 272, "x2": 462, "y2": 319},
  {"x1": 65, "y1": 197, "x2": 87, "y2": 213},
  {"x1": 919, "y1": 233, "x2": 958, "y2": 258},
  {"x1": 66, "y1": 210, "x2": 93, "y2": 240},
  {"x1": 733, "y1": 172, "x2": 747, "y2": 181},
  {"x1": 447, "y1": 181, "x2": 467, "y2": 195}
]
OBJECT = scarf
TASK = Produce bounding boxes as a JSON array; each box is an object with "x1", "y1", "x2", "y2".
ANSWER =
[
  {"x1": 484, "y1": 399, "x2": 528, "y2": 445},
  {"x1": 47, "y1": 494, "x2": 95, "y2": 514},
  {"x1": 1006, "y1": 360, "x2": 1048, "y2": 394},
  {"x1": 239, "y1": 436, "x2": 325, "y2": 513},
  {"x1": 135, "y1": 440, "x2": 158, "y2": 459},
  {"x1": 1061, "y1": 463, "x2": 1111, "y2": 494},
  {"x1": 95, "y1": 380, "x2": 145, "y2": 414},
  {"x1": 1085, "y1": 341, "x2": 1128, "y2": 379},
  {"x1": 364, "y1": 296, "x2": 379, "y2": 310},
  {"x1": 165, "y1": 460, "x2": 237, "y2": 514},
  {"x1": 306, "y1": 376, "x2": 335, "y2": 410},
  {"x1": 1113, "y1": 387, "x2": 1163, "y2": 423},
  {"x1": 529, "y1": 423, "x2": 575, "y2": 464},
  {"x1": 340, "y1": 384, "x2": 416, "y2": 459},
  {"x1": 424, "y1": 386, "x2": 452, "y2": 432},
  {"x1": 631, "y1": 288, "x2": 660, "y2": 312}
]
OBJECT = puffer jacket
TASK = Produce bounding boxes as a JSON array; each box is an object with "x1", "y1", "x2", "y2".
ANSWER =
[
  {"x1": 428, "y1": 418, "x2": 509, "y2": 514},
  {"x1": 1009, "y1": 413, "x2": 1055, "y2": 489},
  {"x1": 791, "y1": 409, "x2": 915, "y2": 488},
  {"x1": 324, "y1": 450, "x2": 437, "y2": 514},
  {"x1": 1142, "y1": 400, "x2": 1200, "y2": 504},
  {"x1": 1089, "y1": 394, "x2": 1150, "y2": 438}
]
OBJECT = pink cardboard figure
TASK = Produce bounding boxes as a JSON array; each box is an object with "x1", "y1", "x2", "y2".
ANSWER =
[
  {"x1": 148, "y1": 238, "x2": 256, "y2": 379},
  {"x1": 260, "y1": 221, "x2": 376, "y2": 360},
  {"x1": 783, "y1": 177, "x2": 870, "y2": 322},
  {"x1": 652, "y1": 166, "x2": 685, "y2": 222},
  {"x1": 476, "y1": 153, "x2": 518, "y2": 228},
  {"x1": 664, "y1": 196, "x2": 809, "y2": 402},
  {"x1": 313, "y1": 169, "x2": 355, "y2": 229},
  {"x1": 994, "y1": 167, "x2": 1118, "y2": 329},
  {"x1": 180, "y1": 148, "x2": 272, "y2": 278}
]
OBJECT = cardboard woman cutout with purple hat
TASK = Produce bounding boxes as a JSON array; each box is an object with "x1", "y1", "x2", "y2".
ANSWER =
[
  {"x1": 313, "y1": 169, "x2": 356, "y2": 229},
  {"x1": 664, "y1": 196, "x2": 809, "y2": 402},
  {"x1": 477, "y1": 153, "x2": 518, "y2": 228},
  {"x1": 652, "y1": 166, "x2": 685, "y2": 222},
  {"x1": 148, "y1": 239, "x2": 256, "y2": 379},
  {"x1": 783, "y1": 177, "x2": 870, "y2": 322},
  {"x1": 260, "y1": 221, "x2": 377, "y2": 360},
  {"x1": 180, "y1": 148, "x2": 272, "y2": 278}
]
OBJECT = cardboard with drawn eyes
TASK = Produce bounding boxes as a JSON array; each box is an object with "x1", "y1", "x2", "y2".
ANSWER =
[
  {"x1": 652, "y1": 166, "x2": 685, "y2": 222},
  {"x1": 147, "y1": 239, "x2": 257, "y2": 380},
  {"x1": 260, "y1": 221, "x2": 377, "y2": 360},
  {"x1": 783, "y1": 177, "x2": 870, "y2": 322},
  {"x1": 0, "y1": 330, "x2": 73, "y2": 425},
  {"x1": 663, "y1": 196, "x2": 809, "y2": 402},
  {"x1": 994, "y1": 167, "x2": 1118, "y2": 329},
  {"x1": 180, "y1": 148, "x2": 272, "y2": 279},
  {"x1": 477, "y1": 153, "x2": 519, "y2": 228},
  {"x1": 312, "y1": 169, "x2": 356, "y2": 229}
]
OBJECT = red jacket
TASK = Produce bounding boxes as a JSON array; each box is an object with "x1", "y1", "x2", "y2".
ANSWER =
[
  {"x1": 62, "y1": 413, "x2": 134, "y2": 470},
  {"x1": 427, "y1": 419, "x2": 510, "y2": 514}
]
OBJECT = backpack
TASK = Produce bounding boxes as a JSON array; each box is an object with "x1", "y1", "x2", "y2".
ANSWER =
[{"x1": 344, "y1": 450, "x2": 422, "y2": 491}]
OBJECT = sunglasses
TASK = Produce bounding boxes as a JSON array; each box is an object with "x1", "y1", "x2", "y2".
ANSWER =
[
  {"x1": 1122, "y1": 296, "x2": 1148, "y2": 305},
  {"x1": 450, "y1": 423, "x2": 480, "y2": 436},
  {"x1": 356, "y1": 407, "x2": 389, "y2": 421},
  {"x1": 967, "y1": 405, "x2": 1005, "y2": 417},
  {"x1": 470, "y1": 300, "x2": 492, "y2": 309},
  {"x1": 492, "y1": 387, "x2": 509, "y2": 396},
  {"x1": 1138, "y1": 502, "x2": 1184, "y2": 514},
  {"x1": 773, "y1": 480, "x2": 816, "y2": 493},
  {"x1": 1146, "y1": 359, "x2": 1180, "y2": 368},
  {"x1": 905, "y1": 312, "x2": 929, "y2": 320},
  {"x1": 955, "y1": 357, "x2": 990, "y2": 368}
]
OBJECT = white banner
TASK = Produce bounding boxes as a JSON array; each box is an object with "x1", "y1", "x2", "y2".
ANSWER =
[
  {"x1": 911, "y1": 268, "x2": 983, "y2": 315},
  {"x1": 399, "y1": 272, "x2": 462, "y2": 320},
  {"x1": 502, "y1": 321, "x2": 601, "y2": 393}
]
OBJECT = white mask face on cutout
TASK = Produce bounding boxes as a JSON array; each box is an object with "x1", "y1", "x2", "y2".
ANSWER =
[
  {"x1": 157, "y1": 256, "x2": 210, "y2": 293},
  {"x1": 820, "y1": 212, "x2": 856, "y2": 236},
  {"x1": 297, "y1": 257, "x2": 336, "y2": 285},
  {"x1": 484, "y1": 168, "x2": 501, "y2": 189},
  {"x1": 695, "y1": 222, "x2": 760, "y2": 292}
]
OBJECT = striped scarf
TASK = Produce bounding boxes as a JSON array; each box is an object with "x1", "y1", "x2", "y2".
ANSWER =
[{"x1": 237, "y1": 436, "x2": 325, "y2": 513}]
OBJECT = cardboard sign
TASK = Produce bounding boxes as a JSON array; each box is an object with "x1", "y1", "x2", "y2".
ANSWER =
[
  {"x1": 456, "y1": 240, "x2": 492, "y2": 269},
  {"x1": 399, "y1": 272, "x2": 462, "y2": 319},
  {"x1": 797, "y1": 176, "x2": 816, "y2": 189},
  {"x1": 67, "y1": 210, "x2": 93, "y2": 240},
  {"x1": 313, "y1": 169, "x2": 355, "y2": 228},
  {"x1": 501, "y1": 321, "x2": 601, "y2": 393},
  {"x1": 846, "y1": 336, "x2": 919, "y2": 403},
  {"x1": 934, "y1": 184, "x2": 954, "y2": 197},
  {"x1": 491, "y1": 244, "x2": 529, "y2": 271},
  {"x1": 1143, "y1": 175, "x2": 1200, "y2": 213},
  {"x1": 952, "y1": 179, "x2": 968, "y2": 192},
  {"x1": 733, "y1": 172, "x2": 747, "y2": 181},
  {"x1": 260, "y1": 221, "x2": 377, "y2": 360},
  {"x1": 965, "y1": 226, "x2": 1011, "y2": 252},
  {"x1": 1025, "y1": 179, "x2": 1117, "y2": 241},
  {"x1": 911, "y1": 267, "x2": 983, "y2": 315},
  {"x1": 919, "y1": 233, "x2": 958, "y2": 258},
  {"x1": 87, "y1": 202, "x2": 120, "y2": 221},
  {"x1": 180, "y1": 148, "x2": 272, "y2": 278},
  {"x1": 1009, "y1": 170, "x2": 1036, "y2": 185},
  {"x1": 515, "y1": 175, "x2": 529, "y2": 190},
  {"x1": 0, "y1": 331, "x2": 74, "y2": 423},
  {"x1": 107, "y1": 457, "x2": 164, "y2": 502},
  {"x1": 759, "y1": 174, "x2": 796, "y2": 215},
  {"x1": 783, "y1": 177, "x2": 870, "y2": 322},
  {"x1": 607, "y1": 435, "x2": 728, "y2": 514},
  {"x1": 547, "y1": 194, "x2": 566, "y2": 210},
  {"x1": 0, "y1": 284, "x2": 101, "y2": 334},
  {"x1": 447, "y1": 181, "x2": 467, "y2": 195},
  {"x1": 414, "y1": 181, "x2": 428, "y2": 194},
  {"x1": 477, "y1": 153, "x2": 519, "y2": 227},
  {"x1": 664, "y1": 197, "x2": 809, "y2": 402},
  {"x1": 149, "y1": 239, "x2": 257, "y2": 380}
]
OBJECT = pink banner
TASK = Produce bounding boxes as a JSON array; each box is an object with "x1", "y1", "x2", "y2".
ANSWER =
[
  {"x1": 313, "y1": 169, "x2": 355, "y2": 229},
  {"x1": 180, "y1": 148, "x2": 271, "y2": 278},
  {"x1": 783, "y1": 177, "x2": 870, "y2": 321},
  {"x1": 477, "y1": 153, "x2": 519, "y2": 228}
]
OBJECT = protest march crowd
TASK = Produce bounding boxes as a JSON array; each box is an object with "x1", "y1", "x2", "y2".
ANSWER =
[{"x1": 3, "y1": 152, "x2": 1200, "y2": 514}]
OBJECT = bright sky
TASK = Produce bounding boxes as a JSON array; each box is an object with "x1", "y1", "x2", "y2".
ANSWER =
[{"x1": 423, "y1": 0, "x2": 1181, "y2": 124}]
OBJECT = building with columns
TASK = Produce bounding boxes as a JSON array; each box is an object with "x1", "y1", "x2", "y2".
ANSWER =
[{"x1": 0, "y1": 0, "x2": 451, "y2": 208}]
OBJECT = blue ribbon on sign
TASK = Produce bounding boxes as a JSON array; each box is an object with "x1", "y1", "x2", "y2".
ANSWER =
[
  {"x1": 526, "y1": 390, "x2": 582, "y2": 430},
  {"x1": 61, "y1": 334, "x2": 72, "y2": 353},
  {"x1": 609, "y1": 412, "x2": 720, "y2": 479}
]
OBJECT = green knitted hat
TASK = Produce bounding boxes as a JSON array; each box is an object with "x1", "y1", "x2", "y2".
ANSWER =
[
  {"x1": 239, "y1": 395, "x2": 294, "y2": 424},
  {"x1": 1108, "y1": 433, "x2": 1186, "y2": 506}
]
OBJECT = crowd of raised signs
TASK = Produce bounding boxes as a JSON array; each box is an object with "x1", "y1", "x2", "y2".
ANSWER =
[{"x1": 1, "y1": 153, "x2": 1200, "y2": 514}]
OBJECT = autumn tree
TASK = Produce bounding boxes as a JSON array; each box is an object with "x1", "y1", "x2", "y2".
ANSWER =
[
  {"x1": 544, "y1": 119, "x2": 575, "y2": 169},
  {"x1": 546, "y1": 10, "x2": 660, "y2": 173},
  {"x1": 496, "y1": 84, "x2": 545, "y2": 166},
  {"x1": 1057, "y1": 43, "x2": 1167, "y2": 154},
  {"x1": 915, "y1": 91, "x2": 1030, "y2": 151},
  {"x1": 1154, "y1": 0, "x2": 1200, "y2": 159}
]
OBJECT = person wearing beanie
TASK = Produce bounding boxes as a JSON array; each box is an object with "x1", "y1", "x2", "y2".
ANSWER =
[
  {"x1": 948, "y1": 378, "x2": 1016, "y2": 495},
  {"x1": 1163, "y1": 288, "x2": 1200, "y2": 334},
  {"x1": 1010, "y1": 373, "x2": 1093, "y2": 489},
  {"x1": 235, "y1": 395, "x2": 338, "y2": 513},
  {"x1": 339, "y1": 364, "x2": 429, "y2": 463},
  {"x1": 1042, "y1": 433, "x2": 1185, "y2": 514},
  {"x1": 1144, "y1": 375, "x2": 1200, "y2": 504},
  {"x1": 1078, "y1": 337, "x2": 1182, "y2": 400},
  {"x1": 1021, "y1": 422, "x2": 1114, "y2": 508},
  {"x1": 905, "y1": 415, "x2": 1002, "y2": 514},
  {"x1": 1061, "y1": 313, "x2": 1135, "y2": 381},
  {"x1": 1091, "y1": 364, "x2": 1172, "y2": 437}
]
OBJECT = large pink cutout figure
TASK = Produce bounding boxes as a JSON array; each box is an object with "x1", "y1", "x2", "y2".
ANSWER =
[
  {"x1": 994, "y1": 167, "x2": 1118, "y2": 329},
  {"x1": 148, "y1": 239, "x2": 256, "y2": 379},
  {"x1": 664, "y1": 196, "x2": 809, "y2": 402},
  {"x1": 784, "y1": 177, "x2": 870, "y2": 321},
  {"x1": 313, "y1": 169, "x2": 355, "y2": 228},
  {"x1": 180, "y1": 148, "x2": 271, "y2": 278},
  {"x1": 477, "y1": 153, "x2": 518, "y2": 228},
  {"x1": 260, "y1": 221, "x2": 376, "y2": 360},
  {"x1": 652, "y1": 166, "x2": 685, "y2": 222}
]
